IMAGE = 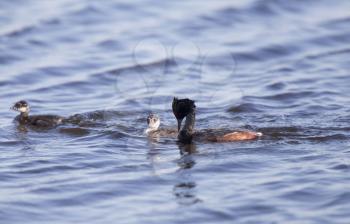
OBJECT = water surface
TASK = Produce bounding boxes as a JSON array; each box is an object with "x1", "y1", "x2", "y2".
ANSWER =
[{"x1": 1, "y1": 0, "x2": 350, "y2": 223}]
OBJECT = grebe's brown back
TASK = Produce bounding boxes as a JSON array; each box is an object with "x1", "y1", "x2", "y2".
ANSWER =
[{"x1": 172, "y1": 97, "x2": 262, "y2": 143}]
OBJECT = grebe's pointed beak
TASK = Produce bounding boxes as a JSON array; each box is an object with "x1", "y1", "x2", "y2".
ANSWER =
[{"x1": 177, "y1": 118, "x2": 183, "y2": 132}]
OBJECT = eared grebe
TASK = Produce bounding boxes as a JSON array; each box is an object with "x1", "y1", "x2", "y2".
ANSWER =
[
  {"x1": 172, "y1": 97, "x2": 196, "y2": 132},
  {"x1": 172, "y1": 97, "x2": 262, "y2": 143},
  {"x1": 145, "y1": 113, "x2": 177, "y2": 137},
  {"x1": 11, "y1": 100, "x2": 65, "y2": 127}
]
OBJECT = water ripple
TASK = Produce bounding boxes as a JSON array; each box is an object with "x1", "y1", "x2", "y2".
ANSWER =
[{"x1": 1, "y1": 0, "x2": 350, "y2": 223}]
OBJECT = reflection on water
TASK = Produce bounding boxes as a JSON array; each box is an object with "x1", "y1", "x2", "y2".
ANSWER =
[
  {"x1": 147, "y1": 139, "x2": 201, "y2": 206},
  {"x1": 178, "y1": 143, "x2": 197, "y2": 156},
  {"x1": 174, "y1": 145, "x2": 201, "y2": 206},
  {"x1": 174, "y1": 182, "x2": 202, "y2": 206}
]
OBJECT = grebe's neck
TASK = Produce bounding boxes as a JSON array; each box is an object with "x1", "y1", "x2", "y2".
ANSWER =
[
  {"x1": 145, "y1": 126, "x2": 157, "y2": 134},
  {"x1": 183, "y1": 109, "x2": 195, "y2": 132},
  {"x1": 20, "y1": 112, "x2": 29, "y2": 118},
  {"x1": 178, "y1": 108, "x2": 195, "y2": 143},
  {"x1": 17, "y1": 111, "x2": 29, "y2": 123}
]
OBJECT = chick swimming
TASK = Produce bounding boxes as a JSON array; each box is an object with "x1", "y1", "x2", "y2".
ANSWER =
[{"x1": 11, "y1": 100, "x2": 65, "y2": 128}]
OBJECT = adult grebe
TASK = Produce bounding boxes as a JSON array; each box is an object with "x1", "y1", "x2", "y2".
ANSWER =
[
  {"x1": 172, "y1": 97, "x2": 262, "y2": 143},
  {"x1": 145, "y1": 113, "x2": 177, "y2": 137},
  {"x1": 11, "y1": 100, "x2": 65, "y2": 127},
  {"x1": 172, "y1": 98, "x2": 196, "y2": 132}
]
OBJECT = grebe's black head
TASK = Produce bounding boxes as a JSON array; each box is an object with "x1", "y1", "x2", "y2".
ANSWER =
[
  {"x1": 147, "y1": 113, "x2": 160, "y2": 131},
  {"x1": 172, "y1": 97, "x2": 196, "y2": 131},
  {"x1": 11, "y1": 100, "x2": 30, "y2": 113}
]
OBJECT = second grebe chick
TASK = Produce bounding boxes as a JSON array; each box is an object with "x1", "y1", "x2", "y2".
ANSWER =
[
  {"x1": 145, "y1": 114, "x2": 160, "y2": 134},
  {"x1": 172, "y1": 97, "x2": 262, "y2": 143},
  {"x1": 11, "y1": 100, "x2": 65, "y2": 127},
  {"x1": 145, "y1": 114, "x2": 178, "y2": 137}
]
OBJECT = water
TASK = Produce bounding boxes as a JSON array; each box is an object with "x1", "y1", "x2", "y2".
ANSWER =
[{"x1": 1, "y1": 0, "x2": 350, "y2": 223}]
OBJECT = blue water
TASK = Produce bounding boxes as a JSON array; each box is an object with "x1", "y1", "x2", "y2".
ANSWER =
[{"x1": 1, "y1": 0, "x2": 350, "y2": 223}]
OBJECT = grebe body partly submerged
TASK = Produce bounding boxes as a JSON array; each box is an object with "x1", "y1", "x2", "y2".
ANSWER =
[
  {"x1": 172, "y1": 97, "x2": 262, "y2": 143},
  {"x1": 11, "y1": 100, "x2": 65, "y2": 127},
  {"x1": 145, "y1": 114, "x2": 177, "y2": 138}
]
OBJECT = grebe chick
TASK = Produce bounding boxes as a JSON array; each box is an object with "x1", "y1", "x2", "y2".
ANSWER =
[
  {"x1": 172, "y1": 97, "x2": 262, "y2": 143},
  {"x1": 11, "y1": 100, "x2": 65, "y2": 127},
  {"x1": 145, "y1": 114, "x2": 177, "y2": 137}
]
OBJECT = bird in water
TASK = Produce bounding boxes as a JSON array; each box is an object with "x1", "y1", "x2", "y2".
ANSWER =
[
  {"x1": 172, "y1": 97, "x2": 195, "y2": 132},
  {"x1": 11, "y1": 100, "x2": 65, "y2": 128},
  {"x1": 145, "y1": 113, "x2": 177, "y2": 138},
  {"x1": 172, "y1": 97, "x2": 262, "y2": 143}
]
